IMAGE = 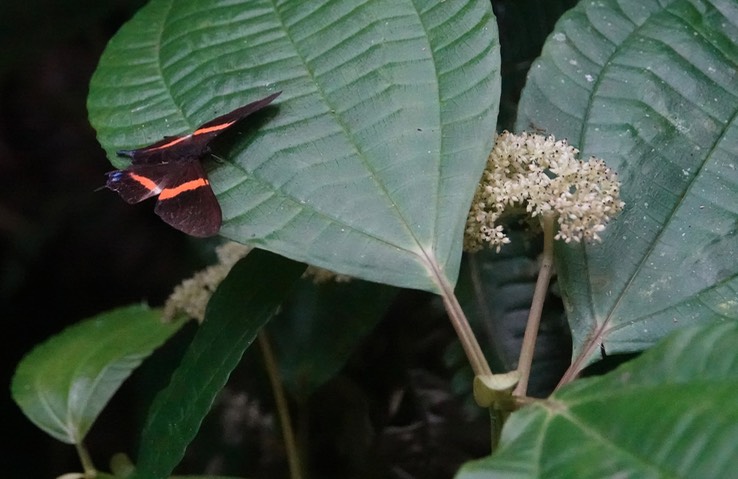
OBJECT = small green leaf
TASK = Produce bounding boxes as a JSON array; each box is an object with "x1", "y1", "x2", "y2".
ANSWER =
[
  {"x1": 109, "y1": 452, "x2": 135, "y2": 477},
  {"x1": 133, "y1": 250, "x2": 306, "y2": 479},
  {"x1": 515, "y1": 0, "x2": 738, "y2": 368},
  {"x1": 11, "y1": 305, "x2": 184, "y2": 444},
  {"x1": 456, "y1": 320, "x2": 738, "y2": 478},
  {"x1": 88, "y1": 0, "x2": 501, "y2": 293},
  {"x1": 95, "y1": 473, "x2": 121, "y2": 479}
]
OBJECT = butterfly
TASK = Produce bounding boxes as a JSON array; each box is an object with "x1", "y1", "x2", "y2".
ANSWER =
[{"x1": 105, "y1": 91, "x2": 281, "y2": 237}]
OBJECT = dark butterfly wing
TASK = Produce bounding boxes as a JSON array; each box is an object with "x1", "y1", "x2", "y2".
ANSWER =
[
  {"x1": 105, "y1": 163, "x2": 172, "y2": 204},
  {"x1": 196, "y1": 91, "x2": 281, "y2": 130},
  {"x1": 117, "y1": 91, "x2": 282, "y2": 165},
  {"x1": 117, "y1": 135, "x2": 195, "y2": 165},
  {"x1": 107, "y1": 92, "x2": 280, "y2": 236},
  {"x1": 152, "y1": 159, "x2": 222, "y2": 237},
  {"x1": 106, "y1": 160, "x2": 222, "y2": 237}
]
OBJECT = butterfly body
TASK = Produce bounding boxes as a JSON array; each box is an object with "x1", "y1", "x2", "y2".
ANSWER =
[{"x1": 105, "y1": 91, "x2": 281, "y2": 237}]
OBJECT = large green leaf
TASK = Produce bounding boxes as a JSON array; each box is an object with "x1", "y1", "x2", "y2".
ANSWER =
[
  {"x1": 456, "y1": 320, "x2": 738, "y2": 478},
  {"x1": 133, "y1": 250, "x2": 305, "y2": 479},
  {"x1": 88, "y1": 0, "x2": 500, "y2": 293},
  {"x1": 10, "y1": 305, "x2": 184, "y2": 444},
  {"x1": 515, "y1": 0, "x2": 738, "y2": 371}
]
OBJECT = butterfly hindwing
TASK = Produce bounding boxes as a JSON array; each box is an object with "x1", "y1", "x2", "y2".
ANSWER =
[{"x1": 153, "y1": 159, "x2": 222, "y2": 238}]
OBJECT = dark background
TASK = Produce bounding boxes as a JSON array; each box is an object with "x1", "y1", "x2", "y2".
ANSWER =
[
  {"x1": 1, "y1": 1, "x2": 217, "y2": 476},
  {"x1": 1, "y1": 1, "x2": 576, "y2": 477}
]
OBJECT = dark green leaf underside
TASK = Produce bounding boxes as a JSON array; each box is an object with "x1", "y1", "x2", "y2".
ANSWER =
[
  {"x1": 88, "y1": 0, "x2": 501, "y2": 292},
  {"x1": 515, "y1": 0, "x2": 738, "y2": 368}
]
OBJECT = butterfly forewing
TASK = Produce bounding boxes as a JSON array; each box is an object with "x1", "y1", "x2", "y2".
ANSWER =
[
  {"x1": 196, "y1": 91, "x2": 282, "y2": 131},
  {"x1": 106, "y1": 164, "x2": 172, "y2": 204},
  {"x1": 118, "y1": 136, "x2": 201, "y2": 165},
  {"x1": 119, "y1": 91, "x2": 282, "y2": 165}
]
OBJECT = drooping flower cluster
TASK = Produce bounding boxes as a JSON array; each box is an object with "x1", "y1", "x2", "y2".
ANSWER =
[
  {"x1": 163, "y1": 242, "x2": 252, "y2": 322},
  {"x1": 302, "y1": 266, "x2": 353, "y2": 284},
  {"x1": 163, "y1": 242, "x2": 351, "y2": 322},
  {"x1": 464, "y1": 131, "x2": 624, "y2": 252}
]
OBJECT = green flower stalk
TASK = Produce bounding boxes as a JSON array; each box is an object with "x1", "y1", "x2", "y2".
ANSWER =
[{"x1": 465, "y1": 131, "x2": 625, "y2": 397}]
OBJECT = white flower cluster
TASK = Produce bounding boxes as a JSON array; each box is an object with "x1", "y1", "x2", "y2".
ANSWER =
[
  {"x1": 464, "y1": 131, "x2": 624, "y2": 252},
  {"x1": 303, "y1": 265, "x2": 352, "y2": 284},
  {"x1": 163, "y1": 242, "x2": 252, "y2": 322},
  {"x1": 163, "y1": 243, "x2": 352, "y2": 322}
]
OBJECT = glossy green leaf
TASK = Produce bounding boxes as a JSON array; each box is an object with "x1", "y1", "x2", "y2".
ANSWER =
[
  {"x1": 11, "y1": 305, "x2": 184, "y2": 444},
  {"x1": 133, "y1": 250, "x2": 306, "y2": 479},
  {"x1": 456, "y1": 320, "x2": 738, "y2": 478},
  {"x1": 87, "y1": 0, "x2": 500, "y2": 293},
  {"x1": 515, "y1": 0, "x2": 738, "y2": 370},
  {"x1": 269, "y1": 277, "x2": 397, "y2": 396}
]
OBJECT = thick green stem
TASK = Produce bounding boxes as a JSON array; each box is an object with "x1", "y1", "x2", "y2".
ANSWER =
[
  {"x1": 514, "y1": 213, "x2": 555, "y2": 397},
  {"x1": 258, "y1": 332, "x2": 302, "y2": 479},
  {"x1": 439, "y1": 279, "x2": 492, "y2": 377},
  {"x1": 74, "y1": 441, "x2": 96, "y2": 478}
]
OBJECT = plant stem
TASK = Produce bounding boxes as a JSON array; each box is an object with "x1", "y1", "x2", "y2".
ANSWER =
[
  {"x1": 74, "y1": 441, "x2": 96, "y2": 478},
  {"x1": 514, "y1": 213, "x2": 555, "y2": 397},
  {"x1": 489, "y1": 407, "x2": 506, "y2": 451},
  {"x1": 437, "y1": 275, "x2": 492, "y2": 377},
  {"x1": 258, "y1": 332, "x2": 302, "y2": 479}
]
